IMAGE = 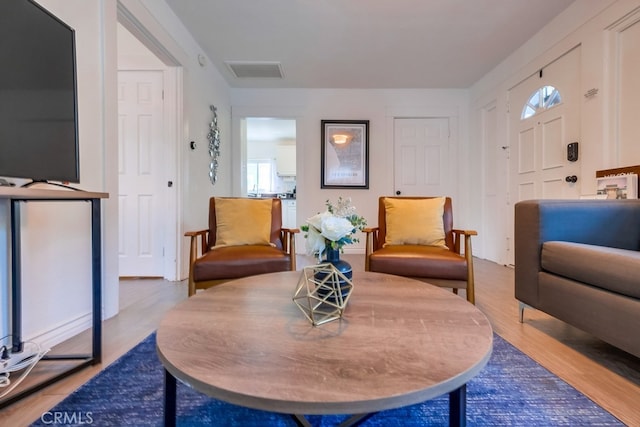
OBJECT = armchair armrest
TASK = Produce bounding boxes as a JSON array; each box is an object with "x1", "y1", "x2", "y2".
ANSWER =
[
  {"x1": 280, "y1": 227, "x2": 300, "y2": 270},
  {"x1": 452, "y1": 229, "x2": 477, "y2": 236},
  {"x1": 280, "y1": 227, "x2": 300, "y2": 246},
  {"x1": 452, "y1": 229, "x2": 477, "y2": 256},
  {"x1": 281, "y1": 227, "x2": 300, "y2": 234},
  {"x1": 452, "y1": 228, "x2": 477, "y2": 305},
  {"x1": 185, "y1": 229, "x2": 209, "y2": 297},
  {"x1": 185, "y1": 229, "x2": 209, "y2": 257},
  {"x1": 363, "y1": 227, "x2": 379, "y2": 271}
]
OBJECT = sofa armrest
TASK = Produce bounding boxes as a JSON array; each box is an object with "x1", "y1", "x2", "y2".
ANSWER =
[{"x1": 514, "y1": 199, "x2": 640, "y2": 306}]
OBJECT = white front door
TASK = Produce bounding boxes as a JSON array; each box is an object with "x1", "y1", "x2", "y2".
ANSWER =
[
  {"x1": 506, "y1": 47, "x2": 581, "y2": 264},
  {"x1": 117, "y1": 70, "x2": 165, "y2": 277},
  {"x1": 393, "y1": 117, "x2": 451, "y2": 196}
]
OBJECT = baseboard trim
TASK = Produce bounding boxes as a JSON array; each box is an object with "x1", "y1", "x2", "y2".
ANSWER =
[{"x1": 28, "y1": 312, "x2": 92, "y2": 350}]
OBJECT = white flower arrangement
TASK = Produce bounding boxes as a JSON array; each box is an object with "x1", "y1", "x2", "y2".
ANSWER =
[{"x1": 301, "y1": 197, "x2": 367, "y2": 260}]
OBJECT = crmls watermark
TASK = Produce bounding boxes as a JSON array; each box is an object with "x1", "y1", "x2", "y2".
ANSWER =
[{"x1": 40, "y1": 411, "x2": 94, "y2": 425}]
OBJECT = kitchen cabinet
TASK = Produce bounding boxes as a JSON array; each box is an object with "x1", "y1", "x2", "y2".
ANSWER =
[
  {"x1": 282, "y1": 199, "x2": 297, "y2": 229},
  {"x1": 276, "y1": 145, "x2": 296, "y2": 176}
]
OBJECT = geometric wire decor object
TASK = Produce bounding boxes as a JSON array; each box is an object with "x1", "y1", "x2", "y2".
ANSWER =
[{"x1": 293, "y1": 264, "x2": 354, "y2": 326}]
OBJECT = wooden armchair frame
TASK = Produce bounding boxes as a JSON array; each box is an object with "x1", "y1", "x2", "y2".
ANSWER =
[
  {"x1": 364, "y1": 196, "x2": 477, "y2": 304},
  {"x1": 185, "y1": 198, "x2": 298, "y2": 297}
]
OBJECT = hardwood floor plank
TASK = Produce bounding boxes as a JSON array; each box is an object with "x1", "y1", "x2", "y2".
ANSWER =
[{"x1": 1, "y1": 257, "x2": 638, "y2": 426}]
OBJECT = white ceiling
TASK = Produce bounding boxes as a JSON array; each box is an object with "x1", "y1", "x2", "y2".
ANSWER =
[{"x1": 164, "y1": 0, "x2": 576, "y2": 89}]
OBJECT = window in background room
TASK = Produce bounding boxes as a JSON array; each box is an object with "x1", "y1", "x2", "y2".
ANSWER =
[{"x1": 247, "y1": 159, "x2": 274, "y2": 194}]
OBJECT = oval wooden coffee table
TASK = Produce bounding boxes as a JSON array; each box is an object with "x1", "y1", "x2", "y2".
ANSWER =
[{"x1": 157, "y1": 271, "x2": 493, "y2": 427}]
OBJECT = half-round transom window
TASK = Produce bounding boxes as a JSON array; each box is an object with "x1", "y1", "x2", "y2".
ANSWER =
[{"x1": 521, "y1": 85, "x2": 562, "y2": 120}]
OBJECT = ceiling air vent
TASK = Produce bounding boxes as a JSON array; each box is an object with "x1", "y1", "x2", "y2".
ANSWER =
[{"x1": 225, "y1": 61, "x2": 284, "y2": 79}]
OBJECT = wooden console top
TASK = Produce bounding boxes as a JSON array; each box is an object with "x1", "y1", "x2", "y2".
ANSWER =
[{"x1": 0, "y1": 186, "x2": 108, "y2": 200}]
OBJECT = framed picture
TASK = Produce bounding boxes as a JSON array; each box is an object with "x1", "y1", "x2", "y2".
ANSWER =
[
  {"x1": 321, "y1": 120, "x2": 369, "y2": 189},
  {"x1": 595, "y1": 174, "x2": 638, "y2": 199}
]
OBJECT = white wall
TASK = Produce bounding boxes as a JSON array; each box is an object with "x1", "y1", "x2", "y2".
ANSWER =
[
  {"x1": 119, "y1": 0, "x2": 640, "y2": 272},
  {"x1": 1, "y1": 0, "x2": 233, "y2": 348},
  {"x1": 231, "y1": 89, "x2": 471, "y2": 254},
  {"x1": 228, "y1": 0, "x2": 640, "y2": 265},
  {"x1": 469, "y1": 0, "x2": 640, "y2": 264}
]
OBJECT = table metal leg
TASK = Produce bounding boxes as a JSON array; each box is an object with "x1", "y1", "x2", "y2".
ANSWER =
[
  {"x1": 90, "y1": 199, "x2": 102, "y2": 363},
  {"x1": 10, "y1": 200, "x2": 23, "y2": 353},
  {"x1": 449, "y1": 384, "x2": 467, "y2": 427},
  {"x1": 338, "y1": 413, "x2": 375, "y2": 426},
  {"x1": 292, "y1": 412, "x2": 374, "y2": 427},
  {"x1": 164, "y1": 369, "x2": 177, "y2": 427},
  {"x1": 291, "y1": 414, "x2": 312, "y2": 427}
]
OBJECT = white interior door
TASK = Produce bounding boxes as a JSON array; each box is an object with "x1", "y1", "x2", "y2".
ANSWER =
[
  {"x1": 506, "y1": 47, "x2": 581, "y2": 264},
  {"x1": 393, "y1": 118, "x2": 451, "y2": 196},
  {"x1": 481, "y1": 102, "x2": 509, "y2": 264},
  {"x1": 118, "y1": 70, "x2": 165, "y2": 277}
]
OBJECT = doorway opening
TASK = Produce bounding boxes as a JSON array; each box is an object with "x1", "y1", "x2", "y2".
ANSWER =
[
  {"x1": 239, "y1": 117, "x2": 298, "y2": 230},
  {"x1": 116, "y1": 15, "x2": 183, "y2": 281},
  {"x1": 245, "y1": 118, "x2": 297, "y2": 200}
]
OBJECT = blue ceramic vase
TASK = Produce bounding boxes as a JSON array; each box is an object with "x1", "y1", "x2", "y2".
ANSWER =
[
  {"x1": 316, "y1": 244, "x2": 352, "y2": 301},
  {"x1": 322, "y1": 245, "x2": 352, "y2": 279}
]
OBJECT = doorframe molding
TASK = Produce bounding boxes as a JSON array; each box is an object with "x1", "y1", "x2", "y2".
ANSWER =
[
  {"x1": 605, "y1": 6, "x2": 640, "y2": 166},
  {"x1": 161, "y1": 67, "x2": 183, "y2": 281},
  {"x1": 117, "y1": 6, "x2": 185, "y2": 281}
]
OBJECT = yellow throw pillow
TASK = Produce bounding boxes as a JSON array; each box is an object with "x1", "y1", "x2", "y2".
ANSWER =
[
  {"x1": 213, "y1": 198, "x2": 273, "y2": 248},
  {"x1": 383, "y1": 197, "x2": 447, "y2": 248}
]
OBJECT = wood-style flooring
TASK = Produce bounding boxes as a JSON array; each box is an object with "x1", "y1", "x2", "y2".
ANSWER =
[{"x1": 1, "y1": 257, "x2": 639, "y2": 426}]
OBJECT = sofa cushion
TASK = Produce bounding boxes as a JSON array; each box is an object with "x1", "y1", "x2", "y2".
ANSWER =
[{"x1": 541, "y1": 241, "x2": 640, "y2": 299}]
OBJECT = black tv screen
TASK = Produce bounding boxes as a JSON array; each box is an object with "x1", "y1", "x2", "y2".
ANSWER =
[{"x1": 0, "y1": 0, "x2": 79, "y2": 183}]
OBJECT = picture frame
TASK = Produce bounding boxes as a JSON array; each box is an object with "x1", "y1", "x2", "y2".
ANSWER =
[
  {"x1": 320, "y1": 120, "x2": 369, "y2": 189},
  {"x1": 595, "y1": 174, "x2": 638, "y2": 199}
]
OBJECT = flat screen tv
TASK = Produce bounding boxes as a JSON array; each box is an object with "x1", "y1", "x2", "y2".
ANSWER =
[{"x1": 0, "y1": 0, "x2": 79, "y2": 184}]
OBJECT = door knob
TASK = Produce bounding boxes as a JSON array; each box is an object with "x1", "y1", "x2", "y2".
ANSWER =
[
  {"x1": 565, "y1": 175, "x2": 578, "y2": 183},
  {"x1": 395, "y1": 190, "x2": 401, "y2": 195}
]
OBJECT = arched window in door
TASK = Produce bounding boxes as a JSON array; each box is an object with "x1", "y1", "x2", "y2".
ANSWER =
[{"x1": 521, "y1": 85, "x2": 562, "y2": 120}]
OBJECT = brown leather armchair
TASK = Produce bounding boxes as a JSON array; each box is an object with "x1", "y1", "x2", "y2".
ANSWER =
[
  {"x1": 185, "y1": 197, "x2": 298, "y2": 296},
  {"x1": 364, "y1": 196, "x2": 477, "y2": 304}
]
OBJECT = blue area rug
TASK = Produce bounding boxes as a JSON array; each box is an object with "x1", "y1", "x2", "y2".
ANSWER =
[{"x1": 31, "y1": 333, "x2": 622, "y2": 426}]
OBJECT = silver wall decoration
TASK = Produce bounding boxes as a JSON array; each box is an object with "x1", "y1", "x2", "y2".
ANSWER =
[{"x1": 208, "y1": 105, "x2": 221, "y2": 185}]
